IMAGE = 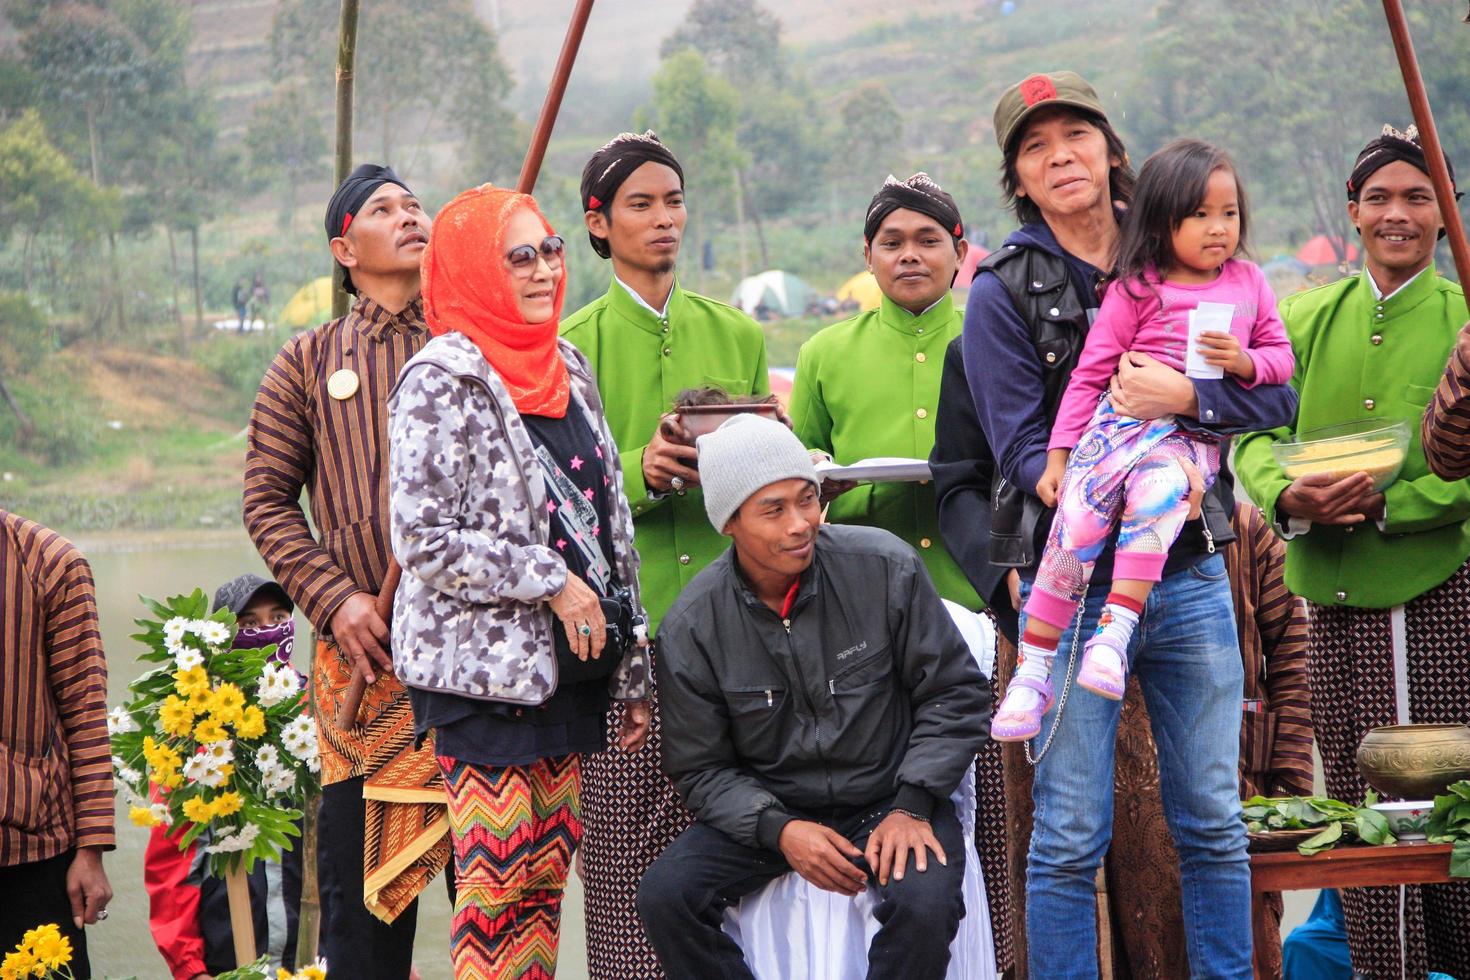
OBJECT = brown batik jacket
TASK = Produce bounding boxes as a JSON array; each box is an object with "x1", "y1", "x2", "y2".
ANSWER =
[
  {"x1": 0, "y1": 509, "x2": 113, "y2": 866},
  {"x1": 243, "y1": 295, "x2": 428, "y2": 781},
  {"x1": 1422, "y1": 327, "x2": 1470, "y2": 481}
]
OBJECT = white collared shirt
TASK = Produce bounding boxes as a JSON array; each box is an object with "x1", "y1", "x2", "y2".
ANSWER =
[{"x1": 615, "y1": 274, "x2": 671, "y2": 319}]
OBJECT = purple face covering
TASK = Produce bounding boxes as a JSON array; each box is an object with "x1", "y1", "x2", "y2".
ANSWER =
[{"x1": 234, "y1": 620, "x2": 295, "y2": 665}]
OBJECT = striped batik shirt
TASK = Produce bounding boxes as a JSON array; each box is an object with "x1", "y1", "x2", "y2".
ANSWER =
[
  {"x1": 243, "y1": 296, "x2": 429, "y2": 632},
  {"x1": 1422, "y1": 331, "x2": 1470, "y2": 481},
  {"x1": 0, "y1": 508, "x2": 113, "y2": 867},
  {"x1": 1226, "y1": 502, "x2": 1315, "y2": 799}
]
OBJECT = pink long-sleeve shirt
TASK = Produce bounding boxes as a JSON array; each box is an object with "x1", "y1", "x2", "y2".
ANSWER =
[{"x1": 1049, "y1": 258, "x2": 1295, "y2": 450}]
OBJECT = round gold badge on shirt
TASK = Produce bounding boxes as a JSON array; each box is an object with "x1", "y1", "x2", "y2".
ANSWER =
[{"x1": 327, "y1": 368, "x2": 360, "y2": 400}]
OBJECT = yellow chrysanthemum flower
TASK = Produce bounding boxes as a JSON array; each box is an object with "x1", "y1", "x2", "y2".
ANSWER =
[
  {"x1": 193, "y1": 716, "x2": 228, "y2": 744},
  {"x1": 25, "y1": 925, "x2": 70, "y2": 970},
  {"x1": 1, "y1": 948, "x2": 36, "y2": 980},
  {"x1": 142, "y1": 737, "x2": 182, "y2": 773},
  {"x1": 129, "y1": 805, "x2": 159, "y2": 828},
  {"x1": 157, "y1": 768, "x2": 184, "y2": 790},
  {"x1": 211, "y1": 791, "x2": 243, "y2": 818},
  {"x1": 301, "y1": 966, "x2": 326, "y2": 980},
  {"x1": 182, "y1": 796, "x2": 214, "y2": 824},
  {"x1": 173, "y1": 666, "x2": 210, "y2": 698},
  {"x1": 235, "y1": 705, "x2": 266, "y2": 740},
  {"x1": 209, "y1": 683, "x2": 246, "y2": 725},
  {"x1": 159, "y1": 695, "x2": 195, "y2": 737}
]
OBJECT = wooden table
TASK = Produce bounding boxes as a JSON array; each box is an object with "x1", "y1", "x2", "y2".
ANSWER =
[{"x1": 1249, "y1": 841, "x2": 1454, "y2": 978}]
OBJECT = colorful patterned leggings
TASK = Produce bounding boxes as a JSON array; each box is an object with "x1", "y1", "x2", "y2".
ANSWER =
[
  {"x1": 437, "y1": 753, "x2": 583, "y2": 980},
  {"x1": 1024, "y1": 401, "x2": 1219, "y2": 630}
]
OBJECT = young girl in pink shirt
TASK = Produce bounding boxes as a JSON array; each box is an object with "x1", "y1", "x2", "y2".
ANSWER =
[{"x1": 993, "y1": 138, "x2": 1295, "y2": 742}]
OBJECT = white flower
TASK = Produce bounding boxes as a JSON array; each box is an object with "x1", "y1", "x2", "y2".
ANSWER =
[
  {"x1": 183, "y1": 754, "x2": 211, "y2": 785},
  {"x1": 264, "y1": 767, "x2": 296, "y2": 795},
  {"x1": 195, "y1": 765, "x2": 230, "y2": 789},
  {"x1": 254, "y1": 744, "x2": 280, "y2": 771},
  {"x1": 256, "y1": 663, "x2": 300, "y2": 707},
  {"x1": 197, "y1": 621, "x2": 231, "y2": 647},
  {"x1": 149, "y1": 803, "x2": 172, "y2": 827},
  {"x1": 114, "y1": 765, "x2": 143, "y2": 785},
  {"x1": 203, "y1": 822, "x2": 261, "y2": 854},
  {"x1": 173, "y1": 647, "x2": 204, "y2": 671},
  {"x1": 163, "y1": 618, "x2": 189, "y2": 645},
  {"x1": 281, "y1": 716, "x2": 318, "y2": 761},
  {"x1": 107, "y1": 706, "x2": 139, "y2": 736},
  {"x1": 203, "y1": 740, "x2": 234, "y2": 766}
]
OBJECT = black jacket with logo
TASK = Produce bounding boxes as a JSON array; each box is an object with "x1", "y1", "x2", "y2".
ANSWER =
[{"x1": 655, "y1": 524, "x2": 991, "y2": 851}]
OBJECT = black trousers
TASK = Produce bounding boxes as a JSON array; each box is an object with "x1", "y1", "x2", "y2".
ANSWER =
[
  {"x1": 318, "y1": 777, "x2": 453, "y2": 980},
  {"x1": 637, "y1": 799, "x2": 967, "y2": 980},
  {"x1": 0, "y1": 850, "x2": 91, "y2": 979}
]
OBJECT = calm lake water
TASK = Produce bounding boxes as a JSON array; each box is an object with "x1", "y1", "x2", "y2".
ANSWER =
[{"x1": 76, "y1": 530, "x2": 588, "y2": 980}]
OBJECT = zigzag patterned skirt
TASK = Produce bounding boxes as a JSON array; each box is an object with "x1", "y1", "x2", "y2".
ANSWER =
[{"x1": 437, "y1": 753, "x2": 583, "y2": 980}]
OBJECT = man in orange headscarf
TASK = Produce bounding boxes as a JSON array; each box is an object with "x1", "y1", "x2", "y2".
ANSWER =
[{"x1": 244, "y1": 165, "x2": 450, "y2": 980}]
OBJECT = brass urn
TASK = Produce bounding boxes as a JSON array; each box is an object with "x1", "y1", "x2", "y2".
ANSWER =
[{"x1": 1355, "y1": 724, "x2": 1470, "y2": 800}]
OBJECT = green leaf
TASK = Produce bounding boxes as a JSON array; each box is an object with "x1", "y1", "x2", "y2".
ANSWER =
[
  {"x1": 1297, "y1": 821, "x2": 1344, "y2": 856},
  {"x1": 1353, "y1": 808, "x2": 1395, "y2": 846},
  {"x1": 1451, "y1": 840, "x2": 1470, "y2": 879}
]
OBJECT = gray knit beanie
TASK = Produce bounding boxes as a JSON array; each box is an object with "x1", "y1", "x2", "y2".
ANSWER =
[{"x1": 696, "y1": 414, "x2": 818, "y2": 532}]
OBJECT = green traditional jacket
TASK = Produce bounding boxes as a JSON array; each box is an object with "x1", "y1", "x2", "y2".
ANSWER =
[
  {"x1": 561, "y1": 278, "x2": 769, "y2": 629},
  {"x1": 789, "y1": 293, "x2": 981, "y2": 608},
  {"x1": 1235, "y1": 265, "x2": 1470, "y2": 608}
]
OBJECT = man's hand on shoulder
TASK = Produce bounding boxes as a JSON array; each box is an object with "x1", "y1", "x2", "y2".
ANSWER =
[
  {"x1": 864, "y1": 811, "x2": 948, "y2": 886},
  {"x1": 777, "y1": 820, "x2": 866, "y2": 896},
  {"x1": 330, "y1": 591, "x2": 392, "y2": 684}
]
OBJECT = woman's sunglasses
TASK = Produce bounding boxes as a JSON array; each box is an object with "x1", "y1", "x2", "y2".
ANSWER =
[{"x1": 506, "y1": 235, "x2": 565, "y2": 272}]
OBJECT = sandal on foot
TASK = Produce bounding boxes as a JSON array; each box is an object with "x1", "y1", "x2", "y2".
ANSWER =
[
  {"x1": 990, "y1": 676, "x2": 1056, "y2": 742},
  {"x1": 1077, "y1": 636, "x2": 1126, "y2": 700}
]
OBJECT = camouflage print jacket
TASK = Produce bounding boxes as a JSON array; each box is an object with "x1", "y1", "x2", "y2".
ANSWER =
[{"x1": 387, "y1": 330, "x2": 648, "y2": 705}]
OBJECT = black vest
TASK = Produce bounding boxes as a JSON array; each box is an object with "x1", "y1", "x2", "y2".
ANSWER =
[{"x1": 976, "y1": 242, "x2": 1234, "y2": 567}]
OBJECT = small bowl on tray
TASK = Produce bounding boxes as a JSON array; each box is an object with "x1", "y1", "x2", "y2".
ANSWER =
[
  {"x1": 677, "y1": 402, "x2": 782, "y2": 440},
  {"x1": 1369, "y1": 799, "x2": 1435, "y2": 841}
]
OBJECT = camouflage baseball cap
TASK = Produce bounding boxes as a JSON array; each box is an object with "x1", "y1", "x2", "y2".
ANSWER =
[
  {"x1": 212, "y1": 574, "x2": 293, "y2": 616},
  {"x1": 994, "y1": 71, "x2": 1110, "y2": 153}
]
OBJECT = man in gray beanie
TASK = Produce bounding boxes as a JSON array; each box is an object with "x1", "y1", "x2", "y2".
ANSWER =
[{"x1": 637, "y1": 414, "x2": 990, "y2": 978}]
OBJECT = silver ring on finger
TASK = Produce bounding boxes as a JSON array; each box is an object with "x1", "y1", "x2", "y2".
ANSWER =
[
  {"x1": 96, "y1": 909, "x2": 109, "y2": 921},
  {"x1": 671, "y1": 476, "x2": 686, "y2": 492},
  {"x1": 578, "y1": 623, "x2": 592, "y2": 637}
]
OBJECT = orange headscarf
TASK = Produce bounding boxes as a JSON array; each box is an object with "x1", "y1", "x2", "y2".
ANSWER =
[{"x1": 420, "y1": 184, "x2": 570, "y2": 417}]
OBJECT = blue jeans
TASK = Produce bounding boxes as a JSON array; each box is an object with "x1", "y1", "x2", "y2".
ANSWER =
[{"x1": 1019, "y1": 554, "x2": 1251, "y2": 979}]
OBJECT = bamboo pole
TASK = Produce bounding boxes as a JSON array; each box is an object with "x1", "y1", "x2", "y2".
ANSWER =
[
  {"x1": 1379, "y1": 0, "x2": 1470, "y2": 287},
  {"x1": 225, "y1": 861, "x2": 258, "y2": 968},
  {"x1": 296, "y1": 7, "x2": 363, "y2": 965},
  {"x1": 515, "y1": 0, "x2": 597, "y2": 194},
  {"x1": 331, "y1": 0, "x2": 361, "y2": 320}
]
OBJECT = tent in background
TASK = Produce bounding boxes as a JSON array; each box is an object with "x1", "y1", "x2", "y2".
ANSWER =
[
  {"x1": 1296, "y1": 235, "x2": 1358, "y2": 266},
  {"x1": 836, "y1": 272, "x2": 883, "y2": 312},
  {"x1": 953, "y1": 243, "x2": 991, "y2": 289},
  {"x1": 731, "y1": 270, "x2": 816, "y2": 318},
  {"x1": 279, "y1": 276, "x2": 334, "y2": 330}
]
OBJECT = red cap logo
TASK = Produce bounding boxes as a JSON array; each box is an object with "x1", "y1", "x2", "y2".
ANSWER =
[{"x1": 1020, "y1": 74, "x2": 1058, "y2": 107}]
